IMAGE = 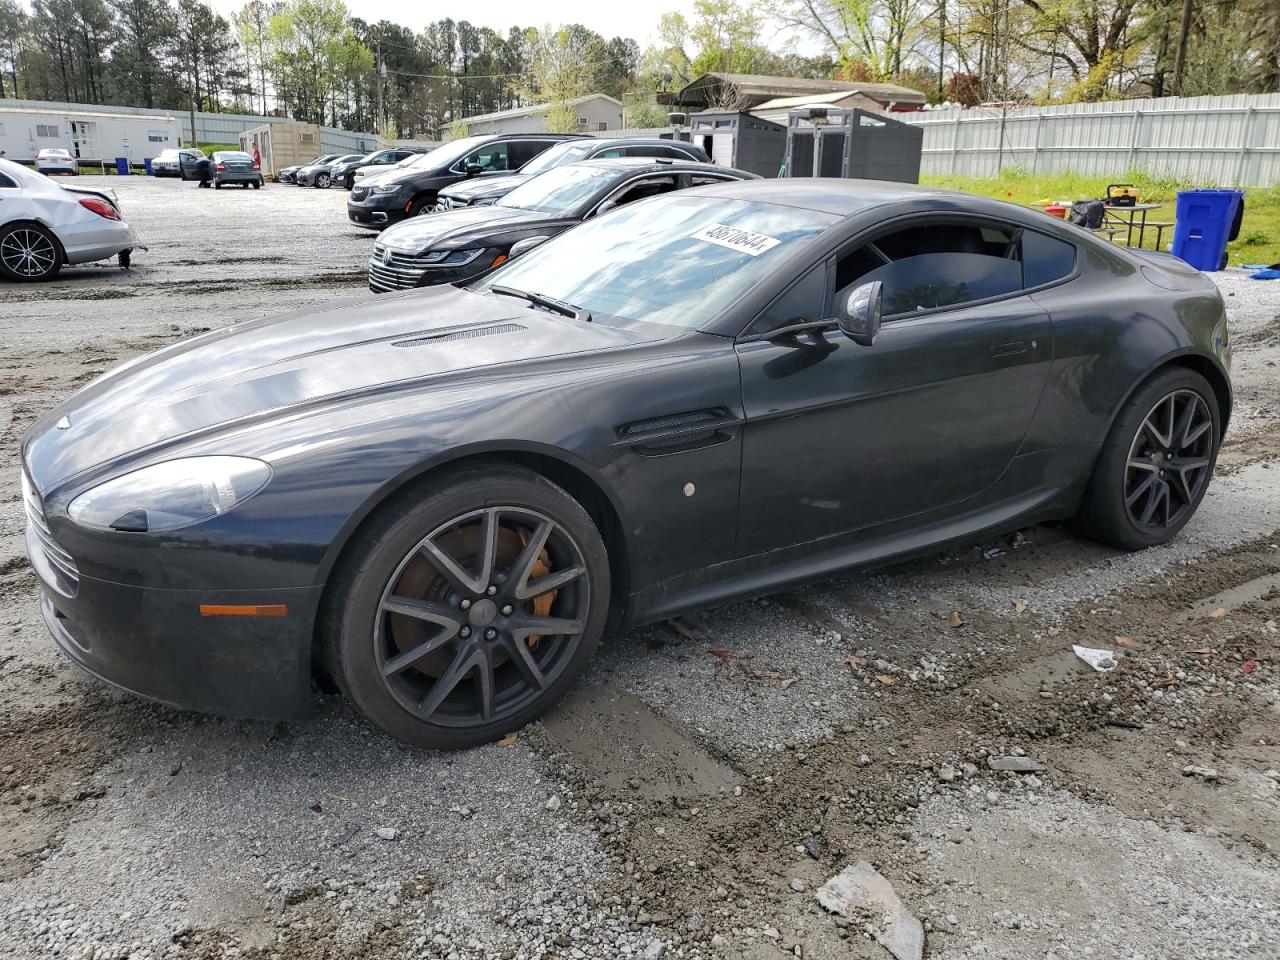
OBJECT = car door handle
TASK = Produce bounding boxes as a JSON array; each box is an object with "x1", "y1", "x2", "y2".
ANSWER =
[{"x1": 991, "y1": 340, "x2": 1027, "y2": 358}]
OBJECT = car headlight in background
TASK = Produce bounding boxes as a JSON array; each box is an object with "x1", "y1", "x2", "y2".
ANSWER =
[
  {"x1": 416, "y1": 249, "x2": 483, "y2": 266},
  {"x1": 68, "y1": 456, "x2": 272, "y2": 533}
]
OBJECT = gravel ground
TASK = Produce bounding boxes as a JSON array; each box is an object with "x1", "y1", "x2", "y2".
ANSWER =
[{"x1": 1, "y1": 177, "x2": 1279, "y2": 960}]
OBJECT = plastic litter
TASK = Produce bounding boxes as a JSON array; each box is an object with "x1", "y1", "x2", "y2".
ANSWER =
[{"x1": 1072, "y1": 644, "x2": 1117, "y2": 672}]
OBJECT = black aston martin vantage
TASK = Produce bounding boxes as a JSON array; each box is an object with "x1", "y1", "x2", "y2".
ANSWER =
[{"x1": 23, "y1": 179, "x2": 1231, "y2": 748}]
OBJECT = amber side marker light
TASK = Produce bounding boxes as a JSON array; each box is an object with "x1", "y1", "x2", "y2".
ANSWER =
[
  {"x1": 490, "y1": 254, "x2": 507, "y2": 268},
  {"x1": 199, "y1": 604, "x2": 289, "y2": 617}
]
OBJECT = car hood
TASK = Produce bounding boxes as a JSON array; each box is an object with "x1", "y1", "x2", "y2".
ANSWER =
[
  {"x1": 378, "y1": 205, "x2": 544, "y2": 253},
  {"x1": 443, "y1": 174, "x2": 530, "y2": 201},
  {"x1": 24, "y1": 286, "x2": 654, "y2": 489}
]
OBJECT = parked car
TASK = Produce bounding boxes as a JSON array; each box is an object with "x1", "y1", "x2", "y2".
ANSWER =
[
  {"x1": 151, "y1": 148, "x2": 206, "y2": 179},
  {"x1": 347, "y1": 134, "x2": 583, "y2": 230},
  {"x1": 210, "y1": 151, "x2": 264, "y2": 190},
  {"x1": 335, "y1": 148, "x2": 426, "y2": 189},
  {"x1": 437, "y1": 138, "x2": 711, "y2": 211},
  {"x1": 278, "y1": 155, "x2": 338, "y2": 184},
  {"x1": 295, "y1": 154, "x2": 362, "y2": 188},
  {"x1": 0, "y1": 157, "x2": 142, "y2": 281},
  {"x1": 35, "y1": 148, "x2": 78, "y2": 176},
  {"x1": 369, "y1": 158, "x2": 754, "y2": 292},
  {"x1": 21, "y1": 180, "x2": 1231, "y2": 749}
]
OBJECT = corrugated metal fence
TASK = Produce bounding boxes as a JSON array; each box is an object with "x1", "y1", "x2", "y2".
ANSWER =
[
  {"x1": 901, "y1": 93, "x2": 1280, "y2": 186},
  {"x1": 0, "y1": 98, "x2": 379, "y2": 156}
]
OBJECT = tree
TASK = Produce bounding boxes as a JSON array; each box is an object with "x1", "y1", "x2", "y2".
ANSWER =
[
  {"x1": 0, "y1": 0, "x2": 26, "y2": 98},
  {"x1": 267, "y1": 0, "x2": 372, "y2": 125},
  {"x1": 519, "y1": 25, "x2": 598, "y2": 131},
  {"x1": 110, "y1": 0, "x2": 177, "y2": 109},
  {"x1": 236, "y1": 0, "x2": 279, "y2": 114}
]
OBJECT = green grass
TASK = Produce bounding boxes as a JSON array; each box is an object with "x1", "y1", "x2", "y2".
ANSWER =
[{"x1": 921, "y1": 170, "x2": 1280, "y2": 268}]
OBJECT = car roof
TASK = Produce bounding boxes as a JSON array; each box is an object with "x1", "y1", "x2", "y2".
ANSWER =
[
  {"x1": 573, "y1": 157, "x2": 732, "y2": 175},
  {"x1": 582, "y1": 138, "x2": 699, "y2": 150},
  {"x1": 675, "y1": 177, "x2": 957, "y2": 215}
]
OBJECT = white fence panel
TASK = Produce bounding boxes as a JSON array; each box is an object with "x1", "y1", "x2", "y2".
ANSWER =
[{"x1": 902, "y1": 93, "x2": 1280, "y2": 185}]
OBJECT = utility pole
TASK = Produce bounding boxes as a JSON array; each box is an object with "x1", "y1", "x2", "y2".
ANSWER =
[
  {"x1": 376, "y1": 40, "x2": 385, "y2": 134},
  {"x1": 938, "y1": 0, "x2": 946, "y2": 101}
]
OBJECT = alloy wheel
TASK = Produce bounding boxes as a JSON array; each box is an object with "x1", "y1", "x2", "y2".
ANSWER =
[
  {"x1": 1124, "y1": 389, "x2": 1213, "y2": 532},
  {"x1": 374, "y1": 506, "x2": 589, "y2": 728},
  {"x1": 1, "y1": 228, "x2": 57, "y2": 278},
  {"x1": 317, "y1": 173, "x2": 330, "y2": 188}
]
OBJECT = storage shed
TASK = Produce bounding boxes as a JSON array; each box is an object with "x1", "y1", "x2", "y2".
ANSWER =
[
  {"x1": 783, "y1": 107, "x2": 923, "y2": 183},
  {"x1": 239, "y1": 121, "x2": 328, "y2": 176},
  {"x1": 689, "y1": 111, "x2": 786, "y2": 178},
  {"x1": 0, "y1": 105, "x2": 181, "y2": 167}
]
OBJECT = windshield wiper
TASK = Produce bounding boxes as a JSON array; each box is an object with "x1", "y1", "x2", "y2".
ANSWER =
[{"x1": 490, "y1": 284, "x2": 591, "y2": 322}]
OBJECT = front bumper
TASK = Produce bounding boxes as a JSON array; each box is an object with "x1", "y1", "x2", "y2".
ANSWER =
[
  {"x1": 348, "y1": 193, "x2": 406, "y2": 229},
  {"x1": 35, "y1": 556, "x2": 320, "y2": 721}
]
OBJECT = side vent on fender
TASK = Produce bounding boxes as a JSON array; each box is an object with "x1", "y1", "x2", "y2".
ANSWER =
[
  {"x1": 614, "y1": 407, "x2": 741, "y2": 455},
  {"x1": 393, "y1": 323, "x2": 526, "y2": 347}
]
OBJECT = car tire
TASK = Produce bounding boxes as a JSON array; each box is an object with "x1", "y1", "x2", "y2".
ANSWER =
[
  {"x1": 1073, "y1": 367, "x2": 1220, "y2": 551},
  {"x1": 408, "y1": 194, "x2": 437, "y2": 217},
  {"x1": 316, "y1": 173, "x2": 330, "y2": 188},
  {"x1": 0, "y1": 222, "x2": 63, "y2": 282},
  {"x1": 344, "y1": 175, "x2": 354, "y2": 190},
  {"x1": 253, "y1": 180, "x2": 261, "y2": 190},
  {"x1": 321, "y1": 463, "x2": 611, "y2": 748}
]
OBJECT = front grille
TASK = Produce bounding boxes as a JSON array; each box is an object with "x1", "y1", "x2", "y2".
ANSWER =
[
  {"x1": 368, "y1": 246, "x2": 456, "y2": 292},
  {"x1": 351, "y1": 187, "x2": 369, "y2": 202},
  {"x1": 22, "y1": 472, "x2": 79, "y2": 596}
]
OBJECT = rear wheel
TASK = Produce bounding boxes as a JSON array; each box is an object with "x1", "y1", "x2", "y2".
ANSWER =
[
  {"x1": 253, "y1": 179, "x2": 261, "y2": 190},
  {"x1": 1074, "y1": 368, "x2": 1220, "y2": 550},
  {"x1": 0, "y1": 222, "x2": 62, "y2": 282},
  {"x1": 324, "y1": 465, "x2": 610, "y2": 748}
]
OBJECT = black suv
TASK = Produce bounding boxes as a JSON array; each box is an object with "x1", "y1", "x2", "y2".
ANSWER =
[
  {"x1": 346, "y1": 133, "x2": 582, "y2": 230},
  {"x1": 436, "y1": 137, "x2": 711, "y2": 210}
]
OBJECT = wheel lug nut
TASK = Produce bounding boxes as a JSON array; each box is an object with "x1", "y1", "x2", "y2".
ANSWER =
[
  {"x1": 484, "y1": 627, "x2": 497, "y2": 640},
  {"x1": 500, "y1": 604, "x2": 513, "y2": 616},
  {"x1": 460, "y1": 626, "x2": 471, "y2": 637},
  {"x1": 486, "y1": 585, "x2": 498, "y2": 596},
  {"x1": 460, "y1": 598, "x2": 472, "y2": 610}
]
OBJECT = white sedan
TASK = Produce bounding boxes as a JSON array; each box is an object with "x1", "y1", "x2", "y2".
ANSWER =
[
  {"x1": 35, "y1": 148, "x2": 79, "y2": 175},
  {"x1": 0, "y1": 158, "x2": 143, "y2": 282}
]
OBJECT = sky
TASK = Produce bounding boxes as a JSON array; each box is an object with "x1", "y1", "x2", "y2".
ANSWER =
[{"x1": 204, "y1": 0, "x2": 704, "y2": 48}]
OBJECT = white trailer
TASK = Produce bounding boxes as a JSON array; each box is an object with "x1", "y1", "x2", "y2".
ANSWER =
[{"x1": 0, "y1": 106, "x2": 182, "y2": 169}]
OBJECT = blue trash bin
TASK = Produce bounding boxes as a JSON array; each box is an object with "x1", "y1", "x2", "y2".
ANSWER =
[
  {"x1": 114, "y1": 156, "x2": 129, "y2": 176},
  {"x1": 144, "y1": 158, "x2": 153, "y2": 176},
  {"x1": 1171, "y1": 188, "x2": 1243, "y2": 272}
]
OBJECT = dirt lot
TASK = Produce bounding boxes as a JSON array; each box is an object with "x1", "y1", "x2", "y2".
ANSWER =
[{"x1": 1, "y1": 176, "x2": 1279, "y2": 960}]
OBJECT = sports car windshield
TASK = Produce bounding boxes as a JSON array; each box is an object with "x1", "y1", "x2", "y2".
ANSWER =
[
  {"x1": 476, "y1": 196, "x2": 837, "y2": 329},
  {"x1": 498, "y1": 165, "x2": 622, "y2": 215}
]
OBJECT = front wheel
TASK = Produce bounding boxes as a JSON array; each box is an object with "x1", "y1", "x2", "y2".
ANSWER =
[
  {"x1": 316, "y1": 173, "x2": 330, "y2": 188},
  {"x1": 344, "y1": 175, "x2": 354, "y2": 190},
  {"x1": 407, "y1": 194, "x2": 436, "y2": 217},
  {"x1": 1074, "y1": 367, "x2": 1220, "y2": 550},
  {"x1": 0, "y1": 222, "x2": 62, "y2": 282},
  {"x1": 323, "y1": 465, "x2": 610, "y2": 748}
]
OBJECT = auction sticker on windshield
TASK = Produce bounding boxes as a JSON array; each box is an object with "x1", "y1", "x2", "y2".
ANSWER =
[{"x1": 691, "y1": 223, "x2": 781, "y2": 256}]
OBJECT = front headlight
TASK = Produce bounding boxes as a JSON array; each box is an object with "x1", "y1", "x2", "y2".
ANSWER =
[
  {"x1": 371, "y1": 183, "x2": 402, "y2": 194},
  {"x1": 68, "y1": 456, "x2": 272, "y2": 533},
  {"x1": 419, "y1": 249, "x2": 483, "y2": 266}
]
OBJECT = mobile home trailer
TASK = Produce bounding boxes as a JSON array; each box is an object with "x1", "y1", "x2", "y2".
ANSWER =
[{"x1": 0, "y1": 105, "x2": 182, "y2": 167}]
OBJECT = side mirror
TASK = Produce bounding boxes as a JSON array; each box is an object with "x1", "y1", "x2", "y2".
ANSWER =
[
  {"x1": 465, "y1": 163, "x2": 484, "y2": 177},
  {"x1": 837, "y1": 281, "x2": 882, "y2": 347},
  {"x1": 508, "y1": 235, "x2": 550, "y2": 259},
  {"x1": 594, "y1": 198, "x2": 619, "y2": 217}
]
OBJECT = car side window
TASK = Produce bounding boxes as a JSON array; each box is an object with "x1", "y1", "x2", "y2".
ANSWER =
[
  {"x1": 834, "y1": 220, "x2": 1024, "y2": 319},
  {"x1": 608, "y1": 175, "x2": 678, "y2": 207},
  {"x1": 591, "y1": 146, "x2": 626, "y2": 158},
  {"x1": 625, "y1": 145, "x2": 670, "y2": 158},
  {"x1": 1022, "y1": 229, "x2": 1077, "y2": 288},
  {"x1": 461, "y1": 142, "x2": 509, "y2": 172},
  {"x1": 686, "y1": 174, "x2": 737, "y2": 187},
  {"x1": 508, "y1": 141, "x2": 552, "y2": 167},
  {"x1": 747, "y1": 263, "x2": 829, "y2": 336},
  {"x1": 0, "y1": 171, "x2": 16, "y2": 189}
]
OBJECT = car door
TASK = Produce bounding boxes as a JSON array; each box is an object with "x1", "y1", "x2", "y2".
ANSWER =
[{"x1": 734, "y1": 215, "x2": 1058, "y2": 556}]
